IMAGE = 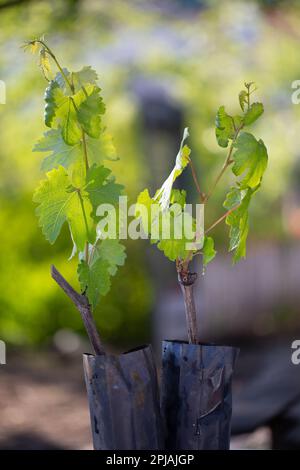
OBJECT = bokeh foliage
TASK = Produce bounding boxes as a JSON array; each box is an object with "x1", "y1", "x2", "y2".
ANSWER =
[{"x1": 0, "y1": 0, "x2": 300, "y2": 346}]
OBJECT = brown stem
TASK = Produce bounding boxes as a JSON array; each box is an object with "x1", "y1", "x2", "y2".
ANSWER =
[
  {"x1": 205, "y1": 152, "x2": 233, "y2": 202},
  {"x1": 205, "y1": 124, "x2": 243, "y2": 203},
  {"x1": 205, "y1": 203, "x2": 241, "y2": 235},
  {"x1": 36, "y1": 40, "x2": 74, "y2": 94},
  {"x1": 178, "y1": 270, "x2": 199, "y2": 344},
  {"x1": 81, "y1": 130, "x2": 90, "y2": 263},
  {"x1": 189, "y1": 157, "x2": 205, "y2": 202},
  {"x1": 51, "y1": 265, "x2": 104, "y2": 355},
  {"x1": 77, "y1": 189, "x2": 90, "y2": 264},
  {"x1": 82, "y1": 130, "x2": 89, "y2": 173}
]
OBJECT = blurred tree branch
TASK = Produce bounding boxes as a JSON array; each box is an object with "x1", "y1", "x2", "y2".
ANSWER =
[{"x1": 0, "y1": 0, "x2": 31, "y2": 10}]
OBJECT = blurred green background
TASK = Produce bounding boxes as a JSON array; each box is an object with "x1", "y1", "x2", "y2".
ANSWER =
[{"x1": 0, "y1": 0, "x2": 300, "y2": 348}]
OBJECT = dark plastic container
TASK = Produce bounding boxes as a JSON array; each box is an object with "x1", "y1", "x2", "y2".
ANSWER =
[
  {"x1": 161, "y1": 340, "x2": 239, "y2": 450},
  {"x1": 83, "y1": 345, "x2": 163, "y2": 450}
]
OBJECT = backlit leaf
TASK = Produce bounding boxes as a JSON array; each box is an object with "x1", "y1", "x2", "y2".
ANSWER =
[
  {"x1": 202, "y1": 236, "x2": 216, "y2": 267},
  {"x1": 224, "y1": 186, "x2": 255, "y2": 263},
  {"x1": 243, "y1": 102, "x2": 264, "y2": 126},
  {"x1": 90, "y1": 239, "x2": 126, "y2": 275},
  {"x1": 215, "y1": 105, "x2": 235, "y2": 148},
  {"x1": 154, "y1": 127, "x2": 190, "y2": 210},
  {"x1": 78, "y1": 258, "x2": 111, "y2": 309},
  {"x1": 232, "y1": 132, "x2": 268, "y2": 189},
  {"x1": 86, "y1": 165, "x2": 123, "y2": 214},
  {"x1": 239, "y1": 90, "x2": 248, "y2": 111},
  {"x1": 76, "y1": 85, "x2": 105, "y2": 138},
  {"x1": 33, "y1": 166, "x2": 95, "y2": 251}
]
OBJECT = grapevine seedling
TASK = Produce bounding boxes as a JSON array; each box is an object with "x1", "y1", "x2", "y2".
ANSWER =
[
  {"x1": 135, "y1": 82, "x2": 268, "y2": 344},
  {"x1": 25, "y1": 38, "x2": 126, "y2": 354}
]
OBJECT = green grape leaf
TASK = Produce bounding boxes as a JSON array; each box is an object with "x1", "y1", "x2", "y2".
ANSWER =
[
  {"x1": 78, "y1": 258, "x2": 111, "y2": 309},
  {"x1": 34, "y1": 129, "x2": 119, "y2": 172},
  {"x1": 86, "y1": 165, "x2": 124, "y2": 213},
  {"x1": 202, "y1": 236, "x2": 216, "y2": 267},
  {"x1": 44, "y1": 80, "x2": 63, "y2": 127},
  {"x1": 224, "y1": 186, "x2": 255, "y2": 263},
  {"x1": 232, "y1": 132, "x2": 268, "y2": 189},
  {"x1": 223, "y1": 184, "x2": 241, "y2": 209},
  {"x1": 53, "y1": 68, "x2": 71, "y2": 92},
  {"x1": 233, "y1": 115, "x2": 243, "y2": 129},
  {"x1": 54, "y1": 67, "x2": 99, "y2": 93},
  {"x1": 34, "y1": 129, "x2": 82, "y2": 171},
  {"x1": 90, "y1": 239, "x2": 126, "y2": 275},
  {"x1": 156, "y1": 205, "x2": 195, "y2": 261},
  {"x1": 157, "y1": 238, "x2": 187, "y2": 262},
  {"x1": 72, "y1": 66, "x2": 98, "y2": 91},
  {"x1": 62, "y1": 98, "x2": 82, "y2": 145},
  {"x1": 39, "y1": 48, "x2": 51, "y2": 80},
  {"x1": 243, "y1": 102, "x2": 264, "y2": 126},
  {"x1": 155, "y1": 127, "x2": 190, "y2": 210},
  {"x1": 76, "y1": 85, "x2": 105, "y2": 138},
  {"x1": 44, "y1": 81, "x2": 105, "y2": 145},
  {"x1": 33, "y1": 166, "x2": 95, "y2": 251},
  {"x1": 170, "y1": 189, "x2": 186, "y2": 208},
  {"x1": 135, "y1": 188, "x2": 195, "y2": 260},
  {"x1": 135, "y1": 189, "x2": 154, "y2": 235},
  {"x1": 70, "y1": 157, "x2": 87, "y2": 188},
  {"x1": 239, "y1": 90, "x2": 248, "y2": 111},
  {"x1": 87, "y1": 130, "x2": 119, "y2": 162},
  {"x1": 215, "y1": 106, "x2": 235, "y2": 148},
  {"x1": 44, "y1": 80, "x2": 81, "y2": 145}
]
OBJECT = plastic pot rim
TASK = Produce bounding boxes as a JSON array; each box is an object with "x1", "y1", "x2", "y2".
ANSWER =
[
  {"x1": 162, "y1": 339, "x2": 238, "y2": 351},
  {"x1": 83, "y1": 343, "x2": 152, "y2": 359}
]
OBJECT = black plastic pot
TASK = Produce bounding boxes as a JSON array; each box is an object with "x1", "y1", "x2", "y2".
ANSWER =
[
  {"x1": 83, "y1": 345, "x2": 163, "y2": 450},
  {"x1": 161, "y1": 340, "x2": 239, "y2": 450}
]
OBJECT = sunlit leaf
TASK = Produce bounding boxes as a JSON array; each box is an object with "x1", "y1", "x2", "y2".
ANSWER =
[
  {"x1": 90, "y1": 239, "x2": 126, "y2": 275},
  {"x1": 232, "y1": 132, "x2": 268, "y2": 189},
  {"x1": 215, "y1": 105, "x2": 235, "y2": 148},
  {"x1": 224, "y1": 186, "x2": 256, "y2": 263},
  {"x1": 72, "y1": 66, "x2": 98, "y2": 91},
  {"x1": 33, "y1": 166, "x2": 95, "y2": 251},
  {"x1": 243, "y1": 102, "x2": 264, "y2": 126},
  {"x1": 202, "y1": 236, "x2": 216, "y2": 267},
  {"x1": 78, "y1": 258, "x2": 111, "y2": 309},
  {"x1": 86, "y1": 165, "x2": 124, "y2": 214},
  {"x1": 34, "y1": 129, "x2": 82, "y2": 171},
  {"x1": 76, "y1": 85, "x2": 105, "y2": 138},
  {"x1": 154, "y1": 127, "x2": 190, "y2": 210},
  {"x1": 39, "y1": 48, "x2": 51, "y2": 80},
  {"x1": 34, "y1": 129, "x2": 119, "y2": 172},
  {"x1": 239, "y1": 90, "x2": 248, "y2": 111}
]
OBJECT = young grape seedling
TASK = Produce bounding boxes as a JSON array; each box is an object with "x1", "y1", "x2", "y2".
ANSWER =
[
  {"x1": 25, "y1": 38, "x2": 126, "y2": 354},
  {"x1": 135, "y1": 82, "x2": 268, "y2": 344}
]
